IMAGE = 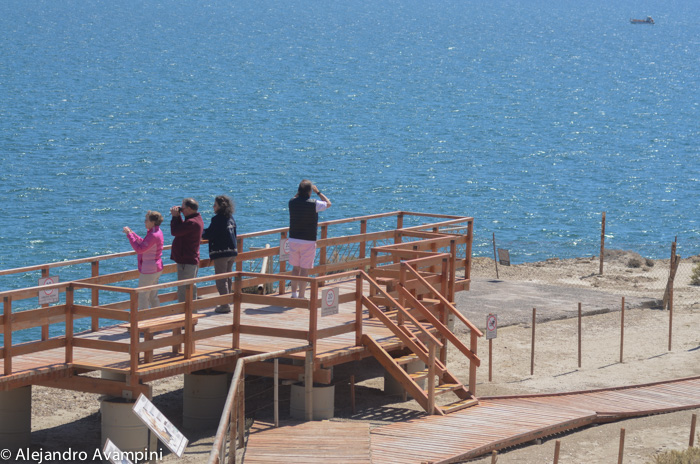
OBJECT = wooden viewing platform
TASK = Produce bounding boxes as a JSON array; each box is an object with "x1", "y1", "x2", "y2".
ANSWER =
[{"x1": 1, "y1": 211, "x2": 485, "y2": 458}]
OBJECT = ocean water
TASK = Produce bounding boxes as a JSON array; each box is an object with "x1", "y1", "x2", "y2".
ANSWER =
[{"x1": 1, "y1": 0, "x2": 699, "y2": 281}]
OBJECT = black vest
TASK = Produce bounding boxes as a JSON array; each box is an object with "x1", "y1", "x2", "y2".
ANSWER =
[{"x1": 289, "y1": 196, "x2": 318, "y2": 241}]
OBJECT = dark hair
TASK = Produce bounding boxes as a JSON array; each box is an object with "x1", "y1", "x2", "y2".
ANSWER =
[
  {"x1": 183, "y1": 198, "x2": 199, "y2": 211},
  {"x1": 147, "y1": 210, "x2": 164, "y2": 226},
  {"x1": 215, "y1": 195, "x2": 234, "y2": 217},
  {"x1": 297, "y1": 180, "x2": 312, "y2": 199}
]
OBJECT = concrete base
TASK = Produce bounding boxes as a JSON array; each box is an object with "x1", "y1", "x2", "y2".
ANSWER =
[
  {"x1": 290, "y1": 383, "x2": 334, "y2": 420},
  {"x1": 385, "y1": 359, "x2": 426, "y2": 397},
  {"x1": 183, "y1": 371, "x2": 230, "y2": 430},
  {"x1": 100, "y1": 396, "x2": 150, "y2": 454},
  {"x1": 0, "y1": 386, "x2": 31, "y2": 450}
]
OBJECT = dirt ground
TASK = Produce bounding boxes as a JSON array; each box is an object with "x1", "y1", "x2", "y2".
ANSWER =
[{"x1": 27, "y1": 252, "x2": 700, "y2": 463}]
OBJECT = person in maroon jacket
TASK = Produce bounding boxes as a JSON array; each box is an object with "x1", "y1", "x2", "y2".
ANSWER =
[{"x1": 170, "y1": 198, "x2": 204, "y2": 303}]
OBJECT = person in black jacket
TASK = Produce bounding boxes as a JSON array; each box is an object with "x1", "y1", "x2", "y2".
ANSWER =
[
  {"x1": 288, "y1": 180, "x2": 331, "y2": 299},
  {"x1": 202, "y1": 195, "x2": 238, "y2": 313}
]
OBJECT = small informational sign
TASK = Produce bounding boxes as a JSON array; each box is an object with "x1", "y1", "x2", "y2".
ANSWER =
[
  {"x1": 38, "y1": 276, "x2": 60, "y2": 305},
  {"x1": 132, "y1": 394, "x2": 188, "y2": 457},
  {"x1": 486, "y1": 313, "x2": 497, "y2": 340},
  {"x1": 321, "y1": 287, "x2": 339, "y2": 317},
  {"x1": 102, "y1": 439, "x2": 134, "y2": 464},
  {"x1": 497, "y1": 248, "x2": 511, "y2": 266},
  {"x1": 279, "y1": 238, "x2": 290, "y2": 262}
]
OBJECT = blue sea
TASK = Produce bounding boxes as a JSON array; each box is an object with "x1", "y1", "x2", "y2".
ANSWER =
[{"x1": 1, "y1": 0, "x2": 699, "y2": 284}]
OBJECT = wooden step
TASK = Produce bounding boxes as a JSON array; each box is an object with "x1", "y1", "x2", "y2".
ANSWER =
[
  {"x1": 440, "y1": 398, "x2": 479, "y2": 414},
  {"x1": 434, "y1": 383, "x2": 462, "y2": 396},
  {"x1": 393, "y1": 354, "x2": 420, "y2": 366},
  {"x1": 409, "y1": 369, "x2": 429, "y2": 381}
]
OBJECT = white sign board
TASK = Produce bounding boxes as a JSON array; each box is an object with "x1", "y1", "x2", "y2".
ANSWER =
[
  {"x1": 132, "y1": 394, "x2": 188, "y2": 457},
  {"x1": 321, "y1": 287, "x2": 339, "y2": 317},
  {"x1": 38, "y1": 276, "x2": 60, "y2": 305},
  {"x1": 102, "y1": 439, "x2": 134, "y2": 464},
  {"x1": 486, "y1": 313, "x2": 497, "y2": 340},
  {"x1": 279, "y1": 238, "x2": 290, "y2": 262}
]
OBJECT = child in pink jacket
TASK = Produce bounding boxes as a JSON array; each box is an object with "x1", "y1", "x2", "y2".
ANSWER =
[{"x1": 124, "y1": 211, "x2": 164, "y2": 309}]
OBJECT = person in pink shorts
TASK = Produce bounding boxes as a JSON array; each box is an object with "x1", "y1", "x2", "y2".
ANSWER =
[{"x1": 287, "y1": 180, "x2": 331, "y2": 298}]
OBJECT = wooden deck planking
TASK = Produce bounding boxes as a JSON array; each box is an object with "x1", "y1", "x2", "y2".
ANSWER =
[
  {"x1": 244, "y1": 421, "x2": 371, "y2": 464},
  {"x1": 1, "y1": 281, "x2": 409, "y2": 388},
  {"x1": 366, "y1": 376, "x2": 700, "y2": 464}
]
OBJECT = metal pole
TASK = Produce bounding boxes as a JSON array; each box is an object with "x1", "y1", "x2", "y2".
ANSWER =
[
  {"x1": 578, "y1": 302, "x2": 582, "y2": 369},
  {"x1": 492, "y1": 233, "x2": 499, "y2": 279},
  {"x1": 599, "y1": 212, "x2": 606, "y2": 275},
  {"x1": 620, "y1": 297, "x2": 625, "y2": 364},
  {"x1": 530, "y1": 308, "x2": 536, "y2": 376}
]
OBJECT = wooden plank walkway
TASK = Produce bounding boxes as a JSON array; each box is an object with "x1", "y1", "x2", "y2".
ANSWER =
[
  {"x1": 244, "y1": 376, "x2": 700, "y2": 464},
  {"x1": 245, "y1": 421, "x2": 371, "y2": 463}
]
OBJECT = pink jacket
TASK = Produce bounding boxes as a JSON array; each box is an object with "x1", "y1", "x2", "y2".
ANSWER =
[{"x1": 127, "y1": 226, "x2": 164, "y2": 274}]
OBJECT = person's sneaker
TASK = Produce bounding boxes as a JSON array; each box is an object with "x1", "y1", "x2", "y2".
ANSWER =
[{"x1": 215, "y1": 304, "x2": 231, "y2": 314}]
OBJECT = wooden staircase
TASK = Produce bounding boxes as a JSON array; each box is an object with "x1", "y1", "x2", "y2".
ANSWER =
[{"x1": 360, "y1": 266, "x2": 481, "y2": 415}]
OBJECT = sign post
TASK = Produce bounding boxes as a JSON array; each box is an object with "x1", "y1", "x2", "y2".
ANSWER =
[
  {"x1": 132, "y1": 394, "x2": 188, "y2": 458},
  {"x1": 486, "y1": 314, "x2": 497, "y2": 381}
]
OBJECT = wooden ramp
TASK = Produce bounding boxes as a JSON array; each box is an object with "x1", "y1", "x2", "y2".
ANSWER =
[
  {"x1": 243, "y1": 376, "x2": 700, "y2": 464},
  {"x1": 244, "y1": 421, "x2": 371, "y2": 463}
]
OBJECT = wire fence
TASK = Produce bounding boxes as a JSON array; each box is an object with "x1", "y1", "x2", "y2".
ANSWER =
[{"x1": 472, "y1": 237, "x2": 700, "y2": 303}]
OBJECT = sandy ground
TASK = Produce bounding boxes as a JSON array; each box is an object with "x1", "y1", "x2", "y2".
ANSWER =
[{"x1": 26, "y1": 252, "x2": 700, "y2": 463}]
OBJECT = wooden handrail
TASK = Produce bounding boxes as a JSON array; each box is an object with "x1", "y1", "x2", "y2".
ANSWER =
[
  {"x1": 208, "y1": 345, "x2": 312, "y2": 464},
  {"x1": 401, "y1": 263, "x2": 482, "y2": 336}
]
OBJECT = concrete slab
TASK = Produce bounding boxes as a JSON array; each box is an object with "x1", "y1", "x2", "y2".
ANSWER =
[{"x1": 455, "y1": 278, "x2": 662, "y2": 331}]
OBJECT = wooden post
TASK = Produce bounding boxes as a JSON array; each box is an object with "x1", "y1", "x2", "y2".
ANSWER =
[
  {"x1": 489, "y1": 338, "x2": 493, "y2": 382},
  {"x1": 553, "y1": 440, "x2": 561, "y2": 464},
  {"x1": 428, "y1": 341, "x2": 436, "y2": 414},
  {"x1": 620, "y1": 297, "x2": 625, "y2": 364},
  {"x1": 233, "y1": 275, "x2": 242, "y2": 349},
  {"x1": 359, "y1": 219, "x2": 367, "y2": 260},
  {"x1": 492, "y1": 233, "x2": 499, "y2": 279},
  {"x1": 319, "y1": 225, "x2": 328, "y2": 274},
  {"x1": 305, "y1": 349, "x2": 313, "y2": 421},
  {"x1": 355, "y1": 274, "x2": 363, "y2": 347},
  {"x1": 274, "y1": 358, "x2": 279, "y2": 428},
  {"x1": 309, "y1": 280, "x2": 319, "y2": 358},
  {"x1": 237, "y1": 373, "x2": 245, "y2": 449},
  {"x1": 449, "y1": 239, "x2": 457, "y2": 303},
  {"x1": 600, "y1": 212, "x2": 606, "y2": 275},
  {"x1": 578, "y1": 302, "x2": 582, "y2": 368},
  {"x1": 531, "y1": 308, "x2": 536, "y2": 376},
  {"x1": 397, "y1": 212, "x2": 404, "y2": 230},
  {"x1": 278, "y1": 232, "x2": 286, "y2": 295},
  {"x1": 690, "y1": 413, "x2": 697, "y2": 447},
  {"x1": 41, "y1": 267, "x2": 50, "y2": 340},
  {"x1": 350, "y1": 375, "x2": 356, "y2": 415},
  {"x1": 91, "y1": 261, "x2": 100, "y2": 331},
  {"x1": 129, "y1": 292, "x2": 139, "y2": 373},
  {"x1": 469, "y1": 330, "x2": 478, "y2": 395},
  {"x1": 617, "y1": 428, "x2": 625, "y2": 464},
  {"x1": 184, "y1": 284, "x2": 193, "y2": 359},
  {"x1": 3, "y1": 296, "x2": 12, "y2": 375},
  {"x1": 491, "y1": 450, "x2": 498, "y2": 464},
  {"x1": 667, "y1": 241, "x2": 679, "y2": 351},
  {"x1": 65, "y1": 286, "x2": 74, "y2": 364},
  {"x1": 236, "y1": 237, "x2": 244, "y2": 272}
]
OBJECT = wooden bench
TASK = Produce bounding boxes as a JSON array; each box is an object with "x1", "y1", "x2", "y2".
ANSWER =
[{"x1": 126, "y1": 314, "x2": 204, "y2": 363}]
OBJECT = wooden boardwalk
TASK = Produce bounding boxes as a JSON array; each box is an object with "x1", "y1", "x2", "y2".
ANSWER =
[{"x1": 244, "y1": 376, "x2": 700, "y2": 464}]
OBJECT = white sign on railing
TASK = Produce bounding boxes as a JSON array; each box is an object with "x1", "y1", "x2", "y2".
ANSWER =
[
  {"x1": 38, "y1": 276, "x2": 60, "y2": 305},
  {"x1": 132, "y1": 394, "x2": 188, "y2": 457},
  {"x1": 279, "y1": 238, "x2": 289, "y2": 262},
  {"x1": 321, "y1": 287, "x2": 339, "y2": 317}
]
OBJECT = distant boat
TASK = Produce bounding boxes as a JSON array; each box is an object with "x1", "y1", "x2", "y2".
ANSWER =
[{"x1": 630, "y1": 16, "x2": 654, "y2": 25}]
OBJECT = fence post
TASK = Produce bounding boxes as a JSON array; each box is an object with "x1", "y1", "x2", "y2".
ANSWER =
[
  {"x1": 319, "y1": 225, "x2": 328, "y2": 274},
  {"x1": 359, "y1": 219, "x2": 367, "y2": 260},
  {"x1": 65, "y1": 286, "x2": 75, "y2": 364},
  {"x1": 3, "y1": 296, "x2": 12, "y2": 375},
  {"x1": 91, "y1": 261, "x2": 100, "y2": 331},
  {"x1": 600, "y1": 212, "x2": 606, "y2": 275},
  {"x1": 278, "y1": 232, "x2": 286, "y2": 295},
  {"x1": 41, "y1": 267, "x2": 50, "y2": 340},
  {"x1": 492, "y1": 233, "x2": 499, "y2": 279},
  {"x1": 617, "y1": 428, "x2": 625, "y2": 464},
  {"x1": 578, "y1": 302, "x2": 582, "y2": 368},
  {"x1": 690, "y1": 413, "x2": 697, "y2": 448},
  {"x1": 531, "y1": 308, "x2": 536, "y2": 376},
  {"x1": 620, "y1": 297, "x2": 625, "y2": 364}
]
